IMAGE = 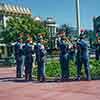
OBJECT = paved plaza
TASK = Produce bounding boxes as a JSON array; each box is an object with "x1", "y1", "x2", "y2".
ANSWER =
[{"x1": 0, "y1": 67, "x2": 100, "y2": 100}]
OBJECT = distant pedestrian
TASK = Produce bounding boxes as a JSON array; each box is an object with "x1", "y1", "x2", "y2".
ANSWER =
[{"x1": 95, "y1": 38, "x2": 100, "y2": 60}]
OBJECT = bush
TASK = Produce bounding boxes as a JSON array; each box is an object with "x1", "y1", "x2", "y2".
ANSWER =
[
  {"x1": 33, "y1": 59, "x2": 100, "y2": 80},
  {"x1": 90, "y1": 59, "x2": 100, "y2": 79},
  {"x1": 33, "y1": 60, "x2": 61, "y2": 79}
]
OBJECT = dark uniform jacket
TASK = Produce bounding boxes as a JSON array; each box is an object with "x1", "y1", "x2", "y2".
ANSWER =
[
  {"x1": 58, "y1": 40, "x2": 69, "y2": 55},
  {"x1": 77, "y1": 39, "x2": 89, "y2": 59},
  {"x1": 14, "y1": 42, "x2": 23, "y2": 61},
  {"x1": 23, "y1": 43, "x2": 33, "y2": 64},
  {"x1": 34, "y1": 43, "x2": 46, "y2": 63}
]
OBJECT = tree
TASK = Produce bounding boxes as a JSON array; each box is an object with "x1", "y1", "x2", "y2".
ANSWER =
[{"x1": 1, "y1": 16, "x2": 48, "y2": 43}]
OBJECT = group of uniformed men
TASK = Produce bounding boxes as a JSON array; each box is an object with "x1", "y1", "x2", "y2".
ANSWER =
[
  {"x1": 57, "y1": 32, "x2": 91, "y2": 81},
  {"x1": 14, "y1": 32, "x2": 100, "y2": 82},
  {"x1": 14, "y1": 35, "x2": 46, "y2": 82}
]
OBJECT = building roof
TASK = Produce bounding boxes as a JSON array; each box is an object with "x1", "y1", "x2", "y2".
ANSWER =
[
  {"x1": 0, "y1": 3, "x2": 32, "y2": 16},
  {"x1": 33, "y1": 16, "x2": 43, "y2": 21}
]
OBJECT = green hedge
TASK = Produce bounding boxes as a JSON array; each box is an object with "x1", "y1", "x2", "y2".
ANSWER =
[{"x1": 33, "y1": 59, "x2": 100, "y2": 79}]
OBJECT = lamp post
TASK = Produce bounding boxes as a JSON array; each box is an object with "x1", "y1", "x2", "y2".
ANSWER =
[{"x1": 76, "y1": 0, "x2": 81, "y2": 35}]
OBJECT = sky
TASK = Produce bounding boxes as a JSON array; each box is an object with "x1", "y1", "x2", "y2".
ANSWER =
[{"x1": 3, "y1": 0, "x2": 100, "y2": 29}]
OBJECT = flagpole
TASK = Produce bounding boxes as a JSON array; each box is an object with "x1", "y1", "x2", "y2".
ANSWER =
[{"x1": 76, "y1": 0, "x2": 81, "y2": 35}]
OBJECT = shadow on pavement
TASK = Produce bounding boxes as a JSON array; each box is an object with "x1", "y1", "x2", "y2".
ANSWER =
[
  {"x1": 0, "y1": 77, "x2": 31, "y2": 83},
  {"x1": 0, "y1": 76, "x2": 100, "y2": 83}
]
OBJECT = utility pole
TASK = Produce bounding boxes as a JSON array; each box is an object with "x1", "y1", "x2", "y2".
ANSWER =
[{"x1": 76, "y1": 0, "x2": 81, "y2": 35}]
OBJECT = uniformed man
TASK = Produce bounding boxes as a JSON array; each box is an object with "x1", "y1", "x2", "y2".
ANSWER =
[
  {"x1": 14, "y1": 37, "x2": 24, "y2": 78},
  {"x1": 76, "y1": 39, "x2": 82, "y2": 80},
  {"x1": 76, "y1": 34, "x2": 91, "y2": 81},
  {"x1": 57, "y1": 32, "x2": 70, "y2": 81},
  {"x1": 34, "y1": 35, "x2": 47, "y2": 82},
  {"x1": 23, "y1": 38, "x2": 33, "y2": 81}
]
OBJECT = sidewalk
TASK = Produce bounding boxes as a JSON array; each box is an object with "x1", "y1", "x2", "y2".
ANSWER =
[{"x1": 0, "y1": 67, "x2": 100, "y2": 100}]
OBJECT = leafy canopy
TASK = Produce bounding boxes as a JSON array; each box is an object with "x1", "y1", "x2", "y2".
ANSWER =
[{"x1": 1, "y1": 16, "x2": 48, "y2": 43}]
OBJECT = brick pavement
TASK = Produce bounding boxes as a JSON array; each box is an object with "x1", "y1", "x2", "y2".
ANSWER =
[{"x1": 0, "y1": 67, "x2": 100, "y2": 100}]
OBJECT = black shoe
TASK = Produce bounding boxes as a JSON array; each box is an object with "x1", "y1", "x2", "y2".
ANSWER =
[
  {"x1": 29, "y1": 78, "x2": 34, "y2": 81},
  {"x1": 39, "y1": 77, "x2": 46, "y2": 82},
  {"x1": 61, "y1": 78, "x2": 68, "y2": 82},
  {"x1": 76, "y1": 77, "x2": 81, "y2": 81},
  {"x1": 16, "y1": 76, "x2": 22, "y2": 78},
  {"x1": 86, "y1": 77, "x2": 91, "y2": 81}
]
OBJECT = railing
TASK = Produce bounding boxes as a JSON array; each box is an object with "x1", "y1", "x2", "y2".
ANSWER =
[{"x1": 0, "y1": 56, "x2": 16, "y2": 66}]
